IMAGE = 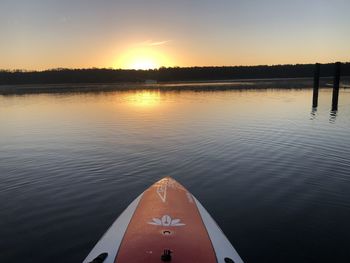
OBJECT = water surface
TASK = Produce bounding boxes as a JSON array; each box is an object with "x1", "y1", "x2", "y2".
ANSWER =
[{"x1": 1, "y1": 87, "x2": 350, "y2": 262}]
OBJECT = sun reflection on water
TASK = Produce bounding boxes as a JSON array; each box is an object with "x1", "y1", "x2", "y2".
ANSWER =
[{"x1": 124, "y1": 90, "x2": 161, "y2": 108}]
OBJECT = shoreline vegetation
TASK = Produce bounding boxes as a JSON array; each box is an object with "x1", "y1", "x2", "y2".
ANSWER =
[{"x1": 1, "y1": 63, "x2": 349, "y2": 94}]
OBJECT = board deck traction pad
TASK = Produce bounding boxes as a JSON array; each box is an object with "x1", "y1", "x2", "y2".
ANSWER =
[{"x1": 83, "y1": 177, "x2": 244, "y2": 263}]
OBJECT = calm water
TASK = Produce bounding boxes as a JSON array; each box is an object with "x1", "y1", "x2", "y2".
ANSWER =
[{"x1": 1, "y1": 86, "x2": 350, "y2": 263}]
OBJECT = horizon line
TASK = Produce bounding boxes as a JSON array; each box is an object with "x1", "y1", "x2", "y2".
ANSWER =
[{"x1": 1, "y1": 61, "x2": 349, "y2": 72}]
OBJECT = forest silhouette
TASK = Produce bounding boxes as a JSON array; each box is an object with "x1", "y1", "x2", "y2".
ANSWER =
[{"x1": 1, "y1": 63, "x2": 349, "y2": 85}]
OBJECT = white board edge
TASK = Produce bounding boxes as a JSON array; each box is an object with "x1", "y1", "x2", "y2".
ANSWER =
[
  {"x1": 194, "y1": 196, "x2": 244, "y2": 263},
  {"x1": 82, "y1": 193, "x2": 143, "y2": 263}
]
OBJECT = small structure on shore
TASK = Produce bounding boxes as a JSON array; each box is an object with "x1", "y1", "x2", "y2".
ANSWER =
[{"x1": 145, "y1": 79, "x2": 157, "y2": 84}]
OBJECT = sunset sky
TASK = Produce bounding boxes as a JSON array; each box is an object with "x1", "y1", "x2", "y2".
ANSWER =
[{"x1": 1, "y1": 0, "x2": 350, "y2": 70}]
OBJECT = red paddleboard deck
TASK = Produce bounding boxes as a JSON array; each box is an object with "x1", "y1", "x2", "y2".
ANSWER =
[{"x1": 83, "y1": 177, "x2": 244, "y2": 263}]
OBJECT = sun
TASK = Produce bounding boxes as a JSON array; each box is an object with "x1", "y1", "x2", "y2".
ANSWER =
[
  {"x1": 130, "y1": 57, "x2": 158, "y2": 70},
  {"x1": 114, "y1": 46, "x2": 172, "y2": 70}
]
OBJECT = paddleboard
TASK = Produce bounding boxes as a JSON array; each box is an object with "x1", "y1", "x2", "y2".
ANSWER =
[{"x1": 83, "y1": 177, "x2": 243, "y2": 263}]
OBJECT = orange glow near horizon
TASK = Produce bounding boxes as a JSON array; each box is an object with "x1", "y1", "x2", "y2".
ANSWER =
[
  {"x1": 114, "y1": 46, "x2": 173, "y2": 70},
  {"x1": 1, "y1": 1, "x2": 350, "y2": 70}
]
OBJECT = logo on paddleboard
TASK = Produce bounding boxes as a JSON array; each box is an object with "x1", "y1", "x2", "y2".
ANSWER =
[
  {"x1": 157, "y1": 183, "x2": 167, "y2": 203},
  {"x1": 156, "y1": 178, "x2": 187, "y2": 203},
  {"x1": 148, "y1": 215, "x2": 185, "y2": 226}
]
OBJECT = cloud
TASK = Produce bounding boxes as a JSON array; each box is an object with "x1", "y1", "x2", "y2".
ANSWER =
[
  {"x1": 148, "y1": 40, "x2": 171, "y2": 46},
  {"x1": 138, "y1": 40, "x2": 171, "y2": 46}
]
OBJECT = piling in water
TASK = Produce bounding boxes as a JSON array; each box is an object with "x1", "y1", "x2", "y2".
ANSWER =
[
  {"x1": 312, "y1": 63, "x2": 320, "y2": 108},
  {"x1": 332, "y1": 62, "x2": 341, "y2": 111}
]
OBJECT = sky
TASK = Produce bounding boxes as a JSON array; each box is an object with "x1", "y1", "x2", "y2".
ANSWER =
[{"x1": 1, "y1": 0, "x2": 350, "y2": 70}]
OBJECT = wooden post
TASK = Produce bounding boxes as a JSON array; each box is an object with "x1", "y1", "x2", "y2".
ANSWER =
[
  {"x1": 312, "y1": 63, "x2": 320, "y2": 107},
  {"x1": 332, "y1": 62, "x2": 341, "y2": 111}
]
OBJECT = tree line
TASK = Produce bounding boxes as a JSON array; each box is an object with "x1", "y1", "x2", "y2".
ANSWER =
[{"x1": 0, "y1": 63, "x2": 349, "y2": 85}]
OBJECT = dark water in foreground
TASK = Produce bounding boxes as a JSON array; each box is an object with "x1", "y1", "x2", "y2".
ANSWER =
[{"x1": 1, "y1": 87, "x2": 350, "y2": 263}]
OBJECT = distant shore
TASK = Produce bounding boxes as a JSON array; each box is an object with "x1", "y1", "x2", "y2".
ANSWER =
[
  {"x1": 1, "y1": 63, "x2": 350, "y2": 84},
  {"x1": 1, "y1": 63, "x2": 350, "y2": 95},
  {"x1": 0, "y1": 77, "x2": 349, "y2": 95}
]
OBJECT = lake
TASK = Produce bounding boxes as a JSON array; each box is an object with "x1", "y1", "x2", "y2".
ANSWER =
[{"x1": 1, "y1": 85, "x2": 350, "y2": 262}]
